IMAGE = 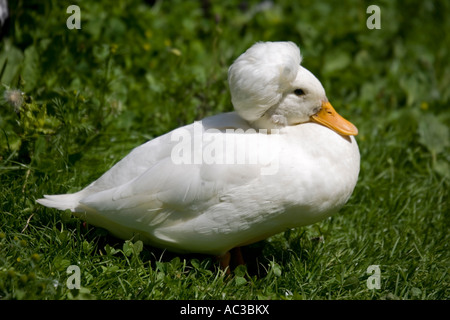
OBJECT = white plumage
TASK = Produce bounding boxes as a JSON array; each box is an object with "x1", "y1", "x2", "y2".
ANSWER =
[{"x1": 38, "y1": 41, "x2": 360, "y2": 258}]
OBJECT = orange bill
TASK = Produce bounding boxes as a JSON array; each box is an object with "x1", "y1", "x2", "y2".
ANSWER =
[{"x1": 311, "y1": 101, "x2": 358, "y2": 136}]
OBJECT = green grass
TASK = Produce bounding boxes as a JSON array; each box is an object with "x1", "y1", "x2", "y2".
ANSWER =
[{"x1": 0, "y1": 0, "x2": 448, "y2": 300}]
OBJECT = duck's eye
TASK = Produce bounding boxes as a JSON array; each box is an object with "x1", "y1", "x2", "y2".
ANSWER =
[{"x1": 294, "y1": 88, "x2": 305, "y2": 96}]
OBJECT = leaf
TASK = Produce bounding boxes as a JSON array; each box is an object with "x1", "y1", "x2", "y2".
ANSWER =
[
  {"x1": 155, "y1": 261, "x2": 166, "y2": 273},
  {"x1": 170, "y1": 257, "x2": 181, "y2": 269},
  {"x1": 104, "y1": 244, "x2": 118, "y2": 256},
  {"x1": 133, "y1": 240, "x2": 143, "y2": 255},
  {"x1": 343, "y1": 276, "x2": 359, "y2": 290},
  {"x1": 411, "y1": 287, "x2": 422, "y2": 297},
  {"x1": 433, "y1": 160, "x2": 449, "y2": 179},
  {"x1": 122, "y1": 240, "x2": 133, "y2": 257},
  {"x1": 53, "y1": 257, "x2": 71, "y2": 271},
  {"x1": 0, "y1": 41, "x2": 24, "y2": 85},
  {"x1": 190, "y1": 258, "x2": 200, "y2": 270},
  {"x1": 57, "y1": 230, "x2": 70, "y2": 243},
  {"x1": 101, "y1": 265, "x2": 119, "y2": 274},
  {"x1": 82, "y1": 240, "x2": 92, "y2": 253},
  {"x1": 124, "y1": 240, "x2": 144, "y2": 257},
  {"x1": 417, "y1": 114, "x2": 449, "y2": 155},
  {"x1": 270, "y1": 261, "x2": 282, "y2": 277},
  {"x1": 323, "y1": 51, "x2": 351, "y2": 75},
  {"x1": 22, "y1": 46, "x2": 40, "y2": 92},
  {"x1": 234, "y1": 276, "x2": 247, "y2": 286}
]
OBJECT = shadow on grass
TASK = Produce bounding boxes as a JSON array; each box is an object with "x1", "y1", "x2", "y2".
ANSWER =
[{"x1": 80, "y1": 221, "x2": 323, "y2": 279}]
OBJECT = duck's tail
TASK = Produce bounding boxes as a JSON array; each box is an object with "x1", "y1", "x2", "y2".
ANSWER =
[{"x1": 36, "y1": 191, "x2": 86, "y2": 212}]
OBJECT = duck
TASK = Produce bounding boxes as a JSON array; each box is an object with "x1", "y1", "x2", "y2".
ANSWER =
[{"x1": 37, "y1": 41, "x2": 360, "y2": 270}]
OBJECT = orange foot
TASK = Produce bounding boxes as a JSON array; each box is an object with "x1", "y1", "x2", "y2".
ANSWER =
[{"x1": 217, "y1": 247, "x2": 246, "y2": 274}]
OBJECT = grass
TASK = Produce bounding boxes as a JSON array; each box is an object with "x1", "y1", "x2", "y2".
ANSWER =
[{"x1": 0, "y1": 0, "x2": 449, "y2": 300}]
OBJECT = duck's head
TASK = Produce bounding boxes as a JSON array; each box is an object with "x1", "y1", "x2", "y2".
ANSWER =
[{"x1": 228, "y1": 41, "x2": 358, "y2": 135}]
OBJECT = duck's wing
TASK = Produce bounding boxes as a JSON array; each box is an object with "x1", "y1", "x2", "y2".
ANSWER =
[
  {"x1": 79, "y1": 155, "x2": 262, "y2": 226},
  {"x1": 83, "y1": 112, "x2": 253, "y2": 193},
  {"x1": 40, "y1": 112, "x2": 278, "y2": 234}
]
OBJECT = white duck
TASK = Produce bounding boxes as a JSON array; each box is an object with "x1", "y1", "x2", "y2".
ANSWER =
[{"x1": 38, "y1": 41, "x2": 360, "y2": 269}]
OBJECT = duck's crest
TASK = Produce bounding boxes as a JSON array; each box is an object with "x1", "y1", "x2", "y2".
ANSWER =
[{"x1": 228, "y1": 41, "x2": 302, "y2": 122}]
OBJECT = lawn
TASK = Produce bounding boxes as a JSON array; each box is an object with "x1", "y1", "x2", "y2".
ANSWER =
[{"x1": 0, "y1": 0, "x2": 448, "y2": 300}]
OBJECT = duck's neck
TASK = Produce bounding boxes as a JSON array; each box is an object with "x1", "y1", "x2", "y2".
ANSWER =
[{"x1": 249, "y1": 114, "x2": 288, "y2": 131}]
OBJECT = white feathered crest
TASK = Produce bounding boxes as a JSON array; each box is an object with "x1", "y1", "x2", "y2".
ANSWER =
[{"x1": 228, "y1": 41, "x2": 302, "y2": 122}]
